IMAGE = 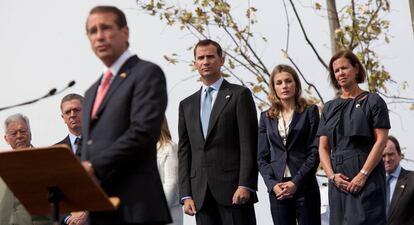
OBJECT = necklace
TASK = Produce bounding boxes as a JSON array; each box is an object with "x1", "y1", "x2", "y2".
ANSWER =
[{"x1": 280, "y1": 110, "x2": 293, "y2": 145}]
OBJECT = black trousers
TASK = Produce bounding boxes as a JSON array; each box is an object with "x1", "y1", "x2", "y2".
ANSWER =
[
  {"x1": 269, "y1": 187, "x2": 321, "y2": 225},
  {"x1": 195, "y1": 187, "x2": 256, "y2": 225}
]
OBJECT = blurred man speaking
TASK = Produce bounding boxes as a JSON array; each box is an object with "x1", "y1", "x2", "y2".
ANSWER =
[{"x1": 80, "y1": 5, "x2": 170, "y2": 225}]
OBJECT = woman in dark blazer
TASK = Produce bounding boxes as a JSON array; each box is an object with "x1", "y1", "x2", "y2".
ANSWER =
[{"x1": 258, "y1": 64, "x2": 321, "y2": 225}]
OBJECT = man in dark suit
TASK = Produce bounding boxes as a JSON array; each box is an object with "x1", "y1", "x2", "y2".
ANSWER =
[
  {"x1": 56, "y1": 93, "x2": 87, "y2": 225},
  {"x1": 80, "y1": 6, "x2": 171, "y2": 225},
  {"x1": 178, "y1": 39, "x2": 258, "y2": 225},
  {"x1": 57, "y1": 93, "x2": 83, "y2": 156},
  {"x1": 382, "y1": 135, "x2": 414, "y2": 225}
]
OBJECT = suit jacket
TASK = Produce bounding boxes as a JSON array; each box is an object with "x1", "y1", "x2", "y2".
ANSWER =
[
  {"x1": 81, "y1": 55, "x2": 171, "y2": 224},
  {"x1": 257, "y1": 105, "x2": 320, "y2": 193},
  {"x1": 0, "y1": 178, "x2": 32, "y2": 225},
  {"x1": 56, "y1": 136, "x2": 71, "y2": 149},
  {"x1": 178, "y1": 79, "x2": 258, "y2": 208},
  {"x1": 387, "y1": 168, "x2": 414, "y2": 225}
]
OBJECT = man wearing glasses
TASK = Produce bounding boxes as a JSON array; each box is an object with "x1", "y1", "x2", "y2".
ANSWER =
[
  {"x1": 57, "y1": 93, "x2": 83, "y2": 157},
  {"x1": 56, "y1": 93, "x2": 88, "y2": 225}
]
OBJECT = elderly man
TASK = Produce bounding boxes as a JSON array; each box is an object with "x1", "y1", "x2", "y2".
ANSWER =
[
  {"x1": 383, "y1": 135, "x2": 414, "y2": 225},
  {"x1": 0, "y1": 114, "x2": 51, "y2": 225}
]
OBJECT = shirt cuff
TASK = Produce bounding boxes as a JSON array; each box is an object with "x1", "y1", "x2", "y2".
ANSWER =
[
  {"x1": 239, "y1": 186, "x2": 256, "y2": 192},
  {"x1": 180, "y1": 196, "x2": 192, "y2": 205}
]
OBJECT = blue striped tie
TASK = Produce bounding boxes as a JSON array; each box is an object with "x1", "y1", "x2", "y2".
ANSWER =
[{"x1": 201, "y1": 87, "x2": 213, "y2": 138}]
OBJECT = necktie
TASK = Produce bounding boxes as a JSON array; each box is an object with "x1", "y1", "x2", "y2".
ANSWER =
[
  {"x1": 74, "y1": 137, "x2": 82, "y2": 157},
  {"x1": 91, "y1": 69, "x2": 112, "y2": 119},
  {"x1": 386, "y1": 175, "x2": 392, "y2": 215},
  {"x1": 201, "y1": 87, "x2": 213, "y2": 138}
]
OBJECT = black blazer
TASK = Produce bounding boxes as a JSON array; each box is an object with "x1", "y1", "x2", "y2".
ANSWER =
[
  {"x1": 387, "y1": 168, "x2": 414, "y2": 225},
  {"x1": 178, "y1": 79, "x2": 258, "y2": 208},
  {"x1": 56, "y1": 135, "x2": 72, "y2": 150},
  {"x1": 81, "y1": 55, "x2": 171, "y2": 225},
  {"x1": 257, "y1": 105, "x2": 320, "y2": 193}
]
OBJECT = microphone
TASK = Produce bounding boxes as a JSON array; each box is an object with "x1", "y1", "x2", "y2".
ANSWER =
[
  {"x1": 55, "y1": 80, "x2": 76, "y2": 95},
  {"x1": 0, "y1": 80, "x2": 76, "y2": 112}
]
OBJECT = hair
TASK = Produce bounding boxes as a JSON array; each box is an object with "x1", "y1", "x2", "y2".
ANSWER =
[
  {"x1": 60, "y1": 93, "x2": 84, "y2": 111},
  {"x1": 158, "y1": 116, "x2": 172, "y2": 149},
  {"x1": 87, "y1": 5, "x2": 127, "y2": 30},
  {"x1": 4, "y1": 113, "x2": 31, "y2": 134},
  {"x1": 193, "y1": 39, "x2": 223, "y2": 58},
  {"x1": 387, "y1": 135, "x2": 402, "y2": 156},
  {"x1": 328, "y1": 49, "x2": 367, "y2": 90},
  {"x1": 266, "y1": 64, "x2": 309, "y2": 119}
]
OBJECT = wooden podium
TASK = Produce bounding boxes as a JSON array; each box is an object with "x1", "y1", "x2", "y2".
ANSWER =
[{"x1": 0, "y1": 145, "x2": 119, "y2": 224}]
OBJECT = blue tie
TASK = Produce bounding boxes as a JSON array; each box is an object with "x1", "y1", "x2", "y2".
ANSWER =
[
  {"x1": 386, "y1": 175, "x2": 392, "y2": 215},
  {"x1": 201, "y1": 87, "x2": 213, "y2": 138}
]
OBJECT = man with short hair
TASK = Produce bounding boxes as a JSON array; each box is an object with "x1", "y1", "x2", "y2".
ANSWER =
[
  {"x1": 57, "y1": 93, "x2": 83, "y2": 156},
  {"x1": 1, "y1": 114, "x2": 51, "y2": 225},
  {"x1": 178, "y1": 39, "x2": 258, "y2": 225},
  {"x1": 56, "y1": 93, "x2": 87, "y2": 225},
  {"x1": 1, "y1": 114, "x2": 33, "y2": 225},
  {"x1": 382, "y1": 135, "x2": 414, "y2": 225},
  {"x1": 81, "y1": 5, "x2": 170, "y2": 225}
]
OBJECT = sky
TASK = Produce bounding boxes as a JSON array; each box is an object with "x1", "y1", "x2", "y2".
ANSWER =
[{"x1": 1, "y1": 1, "x2": 413, "y2": 224}]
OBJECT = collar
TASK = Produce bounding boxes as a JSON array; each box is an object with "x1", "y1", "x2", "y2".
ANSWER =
[
  {"x1": 388, "y1": 165, "x2": 402, "y2": 178},
  {"x1": 202, "y1": 77, "x2": 224, "y2": 93},
  {"x1": 68, "y1": 132, "x2": 81, "y2": 145},
  {"x1": 104, "y1": 49, "x2": 133, "y2": 76}
]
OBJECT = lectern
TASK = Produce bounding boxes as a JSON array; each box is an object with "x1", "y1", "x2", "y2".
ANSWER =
[{"x1": 0, "y1": 145, "x2": 119, "y2": 224}]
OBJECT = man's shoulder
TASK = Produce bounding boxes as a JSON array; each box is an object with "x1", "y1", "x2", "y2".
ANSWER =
[
  {"x1": 130, "y1": 56, "x2": 161, "y2": 71},
  {"x1": 180, "y1": 90, "x2": 200, "y2": 105},
  {"x1": 399, "y1": 168, "x2": 414, "y2": 181},
  {"x1": 55, "y1": 135, "x2": 70, "y2": 145}
]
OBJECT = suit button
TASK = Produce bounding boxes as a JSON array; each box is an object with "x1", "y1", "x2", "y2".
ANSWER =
[{"x1": 87, "y1": 140, "x2": 93, "y2": 145}]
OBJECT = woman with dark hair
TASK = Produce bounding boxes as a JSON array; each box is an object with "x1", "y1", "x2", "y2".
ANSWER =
[
  {"x1": 258, "y1": 64, "x2": 321, "y2": 225},
  {"x1": 318, "y1": 50, "x2": 390, "y2": 225},
  {"x1": 157, "y1": 117, "x2": 183, "y2": 225}
]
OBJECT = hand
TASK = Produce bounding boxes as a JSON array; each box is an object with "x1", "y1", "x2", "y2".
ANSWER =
[
  {"x1": 346, "y1": 172, "x2": 367, "y2": 193},
  {"x1": 81, "y1": 161, "x2": 94, "y2": 176},
  {"x1": 333, "y1": 173, "x2": 350, "y2": 192},
  {"x1": 278, "y1": 181, "x2": 297, "y2": 198},
  {"x1": 272, "y1": 183, "x2": 284, "y2": 197},
  {"x1": 183, "y1": 198, "x2": 197, "y2": 216},
  {"x1": 274, "y1": 182, "x2": 295, "y2": 200},
  {"x1": 232, "y1": 187, "x2": 251, "y2": 205},
  {"x1": 67, "y1": 211, "x2": 88, "y2": 225}
]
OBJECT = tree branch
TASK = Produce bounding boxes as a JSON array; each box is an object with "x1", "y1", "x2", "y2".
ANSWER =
[
  {"x1": 288, "y1": 0, "x2": 328, "y2": 69},
  {"x1": 282, "y1": 49, "x2": 325, "y2": 104}
]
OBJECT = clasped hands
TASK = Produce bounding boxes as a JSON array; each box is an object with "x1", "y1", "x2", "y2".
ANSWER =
[
  {"x1": 273, "y1": 181, "x2": 296, "y2": 200},
  {"x1": 331, "y1": 172, "x2": 367, "y2": 194},
  {"x1": 183, "y1": 187, "x2": 251, "y2": 216}
]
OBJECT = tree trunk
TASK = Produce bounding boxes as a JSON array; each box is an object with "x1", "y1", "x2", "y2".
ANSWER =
[
  {"x1": 326, "y1": 0, "x2": 341, "y2": 55},
  {"x1": 410, "y1": 0, "x2": 414, "y2": 37}
]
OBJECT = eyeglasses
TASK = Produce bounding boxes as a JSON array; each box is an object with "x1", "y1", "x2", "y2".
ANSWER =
[
  {"x1": 6, "y1": 129, "x2": 29, "y2": 138},
  {"x1": 63, "y1": 108, "x2": 82, "y2": 116}
]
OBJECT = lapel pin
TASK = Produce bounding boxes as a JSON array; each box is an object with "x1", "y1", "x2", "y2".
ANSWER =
[
  {"x1": 226, "y1": 95, "x2": 231, "y2": 99},
  {"x1": 120, "y1": 72, "x2": 128, "y2": 78},
  {"x1": 400, "y1": 184, "x2": 405, "y2": 189},
  {"x1": 355, "y1": 103, "x2": 360, "y2": 108}
]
